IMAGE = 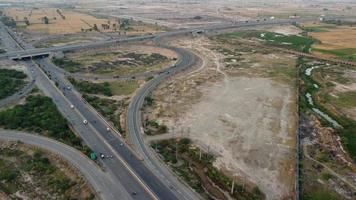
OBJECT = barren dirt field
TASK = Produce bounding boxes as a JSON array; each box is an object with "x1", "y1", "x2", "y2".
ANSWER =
[
  {"x1": 146, "y1": 35, "x2": 297, "y2": 200},
  {"x1": 178, "y1": 77, "x2": 296, "y2": 199}
]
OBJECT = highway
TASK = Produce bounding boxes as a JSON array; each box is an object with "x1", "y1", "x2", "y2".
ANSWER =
[
  {"x1": 0, "y1": 17, "x2": 302, "y2": 200},
  {"x1": 0, "y1": 18, "x2": 300, "y2": 60},
  {"x1": 0, "y1": 130, "x2": 133, "y2": 200},
  {"x1": 0, "y1": 22, "x2": 162, "y2": 200},
  {"x1": 127, "y1": 43, "x2": 203, "y2": 200},
  {"x1": 34, "y1": 57, "x2": 180, "y2": 200}
]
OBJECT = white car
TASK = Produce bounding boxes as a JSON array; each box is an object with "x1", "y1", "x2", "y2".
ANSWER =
[
  {"x1": 83, "y1": 120, "x2": 88, "y2": 125},
  {"x1": 70, "y1": 105, "x2": 74, "y2": 109},
  {"x1": 106, "y1": 127, "x2": 110, "y2": 132}
]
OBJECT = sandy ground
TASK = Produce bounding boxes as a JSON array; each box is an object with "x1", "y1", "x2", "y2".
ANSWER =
[
  {"x1": 147, "y1": 36, "x2": 297, "y2": 199},
  {"x1": 266, "y1": 25, "x2": 302, "y2": 36},
  {"x1": 176, "y1": 77, "x2": 296, "y2": 200}
]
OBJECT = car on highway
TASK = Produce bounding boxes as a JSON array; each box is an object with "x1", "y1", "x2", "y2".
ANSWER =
[
  {"x1": 70, "y1": 104, "x2": 74, "y2": 109},
  {"x1": 83, "y1": 120, "x2": 88, "y2": 125},
  {"x1": 99, "y1": 153, "x2": 105, "y2": 159},
  {"x1": 106, "y1": 127, "x2": 110, "y2": 132}
]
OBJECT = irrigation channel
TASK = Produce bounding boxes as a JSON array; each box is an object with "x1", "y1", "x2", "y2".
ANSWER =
[{"x1": 302, "y1": 63, "x2": 342, "y2": 129}]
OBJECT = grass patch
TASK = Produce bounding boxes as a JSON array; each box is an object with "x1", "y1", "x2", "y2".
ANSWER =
[
  {"x1": 222, "y1": 30, "x2": 316, "y2": 52},
  {"x1": 109, "y1": 80, "x2": 139, "y2": 96},
  {"x1": 0, "y1": 69, "x2": 27, "y2": 100},
  {"x1": 0, "y1": 95, "x2": 91, "y2": 155},
  {"x1": 53, "y1": 58, "x2": 82, "y2": 73},
  {"x1": 69, "y1": 77, "x2": 112, "y2": 96},
  {"x1": 313, "y1": 48, "x2": 356, "y2": 62},
  {"x1": 302, "y1": 24, "x2": 337, "y2": 32},
  {"x1": 301, "y1": 187, "x2": 343, "y2": 200},
  {"x1": 332, "y1": 91, "x2": 356, "y2": 108}
]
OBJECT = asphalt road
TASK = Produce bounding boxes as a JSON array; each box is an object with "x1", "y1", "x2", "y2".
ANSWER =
[
  {"x1": 29, "y1": 58, "x2": 157, "y2": 200},
  {"x1": 0, "y1": 17, "x2": 301, "y2": 200},
  {"x1": 0, "y1": 130, "x2": 133, "y2": 200},
  {"x1": 0, "y1": 22, "x2": 158, "y2": 200},
  {"x1": 127, "y1": 38, "x2": 203, "y2": 200},
  {"x1": 0, "y1": 18, "x2": 300, "y2": 60}
]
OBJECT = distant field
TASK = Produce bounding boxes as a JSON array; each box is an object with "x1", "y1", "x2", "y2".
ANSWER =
[
  {"x1": 222, "y1": 30, "x2": 315, "y2": 52},
  {"x1": 304, "y1": 23, "x2": 356, "y2": 50},
  {"x1": 313, "y1": 48, "x2": 356, "y2": 62},
  {"x1": 4, "y1": 8, "x2": 107, "y2": 34},
  {"x1": 3, "y1": 8, "x2": 168, "y2": 35},
  {"x1": 302, "y1": 23, "x2": 356, "y2": 61}
]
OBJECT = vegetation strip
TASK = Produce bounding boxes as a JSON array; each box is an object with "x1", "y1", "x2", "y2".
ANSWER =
[
  {"x1": 0, "y1": 95, "x2": 92, "y2": 156},
  {"x1": 0, "y1": 69, "x2": 27, "y2": 100},
  {"x1": 152, "y1": 139, "x2": 265, "y2": 200}
]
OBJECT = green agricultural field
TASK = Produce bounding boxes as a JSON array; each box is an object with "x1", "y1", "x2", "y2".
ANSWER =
[
  {"x1": 302, "y1": 24, "x2": 337, "y2": 32},
  {"x1": 313, "y1": 48, "x2": 356, "y2": 62},
  {"x1": 222, "y1": 30, "x2": 316, "y2": 52}
]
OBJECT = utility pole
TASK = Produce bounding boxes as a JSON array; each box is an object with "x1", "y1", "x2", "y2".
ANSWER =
[
  {"x1": 175, "y1": 138, "x2": 178, "y2": 161},
  {"x1": 199, "y1": 148, "x2": 202, "y2": 160},
  {"x1": 231, "y1": 180, "x2": 235, "y2": 195}
]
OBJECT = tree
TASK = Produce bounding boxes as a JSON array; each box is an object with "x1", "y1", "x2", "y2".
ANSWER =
[
  {"x1": 24, "y1": 17, "x2": 30, "y2": 26},
  {"x1": 42, "y1": 16, "x2": 49, "y2": 24},
  {"x1": 120, "y1": 19, "x2": 130, "y2": 30},
  {"x1": 93, "y1": 24, "x2": 98, "y2": 31}
]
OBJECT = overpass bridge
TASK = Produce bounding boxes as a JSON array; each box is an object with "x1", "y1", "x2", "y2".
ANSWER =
[
  {"x1": 9, "y1": 52, "x2": 51, "y2": 60},
  {"x1": 0, "y1": 18, "x2": 302, "y2": 60}
]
